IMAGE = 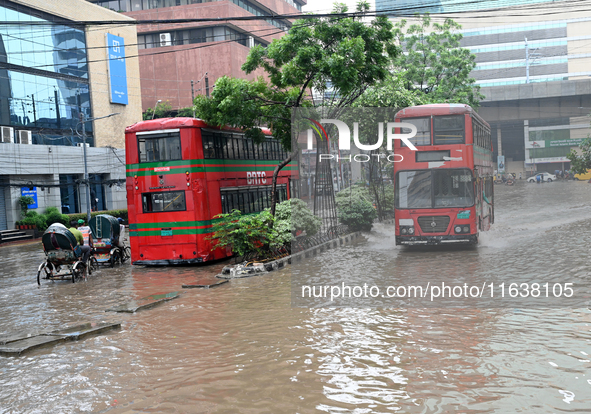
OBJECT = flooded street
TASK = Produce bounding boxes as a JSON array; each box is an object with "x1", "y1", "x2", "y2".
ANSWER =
[{"x1": 1, "y1": 180, "x2": 591, "y2": 413}]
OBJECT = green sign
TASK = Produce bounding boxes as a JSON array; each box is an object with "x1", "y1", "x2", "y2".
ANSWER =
[
  {"x1": 161, "y1": 229, "x2": 173, "y2": 236},
  {"x1": 546, "y1": 138, "x2": 585, "y2": 147}
]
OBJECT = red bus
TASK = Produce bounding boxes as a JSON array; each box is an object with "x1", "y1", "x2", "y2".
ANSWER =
[
  {"x1": 393, "y1": 104, "x2": 494, "y2": 245},
  {"x1": 125, "y1": 118, "x2": 298, "y2": 265}
]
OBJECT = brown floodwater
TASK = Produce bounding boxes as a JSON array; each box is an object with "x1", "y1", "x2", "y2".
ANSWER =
[{"x1": 1, "y1": 180, "x2": 591, "y2": 413}]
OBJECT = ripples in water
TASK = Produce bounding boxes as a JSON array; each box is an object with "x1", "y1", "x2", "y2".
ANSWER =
[{"x1": 0, "y1": 181, "x2": 590, "y2": 413}]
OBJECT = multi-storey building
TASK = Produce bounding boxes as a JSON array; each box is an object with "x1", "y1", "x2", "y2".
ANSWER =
[
  {"x1": 0, "y1": 0, "x2": 142, "y2": 231},
  {"x1": 379, "y1": 0, "x2": 591, "y2": 175},
  {"x1": 88, "y1": 0, "x2": 305, "y2": 111}
]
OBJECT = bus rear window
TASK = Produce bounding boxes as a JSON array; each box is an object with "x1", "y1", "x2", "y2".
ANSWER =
[
  {"x1": 142, "y1": 191, "x2": 186, "y2": 213},
  {"x1": 138, "y1": 132, "x2": 181, "y2": 163},
  {"x1": 433, "y1": 116, "x2": 464, "y2": 145},
  {"x1": 401, "y1": 117, "x2": 431, "y2": 147}
]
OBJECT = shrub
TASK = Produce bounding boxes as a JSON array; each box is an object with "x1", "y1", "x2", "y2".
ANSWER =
[
  {"x1": 44, "y1": 207, "x2": 69, "y2": 228},
  {"x1": 208, "y1": 210, "x2": 290, "y2": 259},
  {"x1": 21, "y1": 210, "x2": 47, "y2": 230},
  {"x1": 336, "y1": 194, "x2": 377, "y2": 231},
  {"x1": 274, "y1": 198, "x2": 321, "y2": 237}
]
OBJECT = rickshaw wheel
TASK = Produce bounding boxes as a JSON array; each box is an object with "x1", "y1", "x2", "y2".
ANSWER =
[
  {"x1": 72, "y1": 262, "x2": 83, "y2": 282},
  {"x1": 122, "y1": 247, "x2": 131, "y2": 263},
  {"x1": 88, "y1": 257, "x2": 98, "y2": 275},
  {"x1": 37, "y1": 262, "x2": 52, "y2": 286},
  {"x1": 110, "y1": 249, "x2": 122, "y2": 267}
]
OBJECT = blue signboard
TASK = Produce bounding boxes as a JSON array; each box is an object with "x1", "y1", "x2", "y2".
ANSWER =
[
  {"x1": 106, "y1": 33, "x2": 128, "y2": 105},
  {"x1": 21, "y1": 187, "x2": 38, "y2": 209}
]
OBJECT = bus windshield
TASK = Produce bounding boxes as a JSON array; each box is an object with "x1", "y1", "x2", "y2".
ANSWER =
[{"x1": 395, "y1": 169, "x2": 474, "y2": 208}]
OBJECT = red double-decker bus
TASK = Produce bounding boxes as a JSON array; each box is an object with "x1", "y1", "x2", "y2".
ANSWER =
[
  {"x1": 393, "y1": 104, "x2": 494, "y2": 245},
  {"x1": 125, "y1": 118, "x2": 298, "y2": 265}
]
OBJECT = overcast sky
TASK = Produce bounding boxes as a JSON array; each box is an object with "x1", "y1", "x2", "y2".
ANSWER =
[{"x1": 302, "y1": 0, "x2": 375, "y2": 14}]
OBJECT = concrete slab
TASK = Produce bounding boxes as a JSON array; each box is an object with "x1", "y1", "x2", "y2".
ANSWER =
[
  {"x1": 0, "y1": 331, "x2": 40, "y2": 345},
  {"x1": 182, "y1": 279, "x2": 229, "y2": 289},
  {"x1": 105, "y1": 291, "x2": 181, "y2": 313},
  {"x1": 43, "y1": 322, "x2": 121, "y2": 340},
  {"x1": 0, "y1": 335, "x2": 65, "y2": 357}
]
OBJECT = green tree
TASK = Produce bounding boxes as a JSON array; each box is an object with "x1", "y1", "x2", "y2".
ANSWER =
[
  {"x1": 351, "y1": 15, "x2": 482, "y2": 220},
  {"x1": 393, "y1": 15, "x2": 483, "y2": 107},
  {"x1": 567, "y1": 137, "x2": 591, "y2": 175},
  {"x1": 195, "y1": 1, "x2": 398, "y2": 216}
]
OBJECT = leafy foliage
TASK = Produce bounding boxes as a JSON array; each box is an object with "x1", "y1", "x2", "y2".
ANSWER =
[
  {"x1": 393, "y1": 15, "x2": 483, "y2": 107},
  {"x1": 355, "y1": 72, "x2": 426, "y2": 109},
  {"x1": 143, "y1": 101, "x2": 174, "y2": 120},
  {"x1": 567, "y1": 137, "x2": 591, "y2": 175},
  {"x1": 195, "y1": 2, "x2": 399, "y2": 216},
  {"x1": 208, "y1": 210, "x2": 290, "y2": 259},
  {"x1": 336, "y1": 192, "x2": 377, "y2": 232},
  {"x1": 274, "y1": 198, "x2": 322, "y2": 237},
  {"x1": 19, "y1": 211, "x2": 47, "y2": 230},
  {"x1": 44, "y1": 206, "x2": 70, "y2": 227},
  {"x1": 176, "y1": 106, "x2": 195, "y2": 118},
  {"x1": 195, "y1": 2, "x2": 398, "y2": 151},
  {"x1": 19, "y1": 196, "x2": 34, "y2": 217},
  {"x1": 208, "y1": 199, "x2": 320, "y2": 259}
]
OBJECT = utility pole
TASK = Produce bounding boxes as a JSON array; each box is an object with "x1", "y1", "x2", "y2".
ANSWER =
[
  {"x1": 191, "y1": 80, "x2": 195, "y2": 117},
  {"x1": 77, "y1": 112, "x2": 119, "y2": 223},
  {"x1": 54, "y1": 89, "x2": 61, "y2": 129},
  {"x1": 31, "y1": 94, "x2": 37, "y2": 126},
  {"x1": 79, "y1": 113, "x2": 91, "y2": 224}
]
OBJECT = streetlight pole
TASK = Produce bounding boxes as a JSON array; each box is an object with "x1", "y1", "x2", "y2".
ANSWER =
[
  {"x1": 77, "y1": 112, "x2": 119, "y2": 223},
  {"x1": 152, "y1": 99, "x2": 162, "y2": 120}
]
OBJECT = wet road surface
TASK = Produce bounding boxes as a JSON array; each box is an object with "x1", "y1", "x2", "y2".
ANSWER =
[{"x1": 0, "y1": 180, "x2": 590, "y2": 413}]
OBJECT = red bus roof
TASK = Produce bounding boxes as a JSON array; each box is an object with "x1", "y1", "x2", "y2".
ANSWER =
[
  {"x1": 125, "y1": 117, "x2": 273, "y2": 135},
  {"x1": 396, "y1": 104, "x2": 490, "y2": 128}
]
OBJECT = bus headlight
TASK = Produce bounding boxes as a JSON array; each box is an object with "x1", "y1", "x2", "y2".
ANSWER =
[
  {"x1": 455, "y1": 226, "x2": 462, "y2": 233},
  {"x1": 463, "y1": 225, "x2": 470, "y2": 233},
  {"x1": 401, "y1": 228, "x2": 407, "y2": 234},
  {"x1": 407, "y1": 226, "x2": 414, "y2": 234}
]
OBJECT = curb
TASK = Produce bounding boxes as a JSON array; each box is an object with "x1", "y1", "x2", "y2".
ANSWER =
[{"x1": 216, "y1": 231, "x2": 363, "y2": 279}]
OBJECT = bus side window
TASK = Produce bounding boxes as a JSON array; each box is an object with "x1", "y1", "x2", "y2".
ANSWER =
[
  {"x1": 214, "y1": 134, "x2": 224, "y2": 159},
  {"x1": 203, "y1": 132, "x2": 215, "y2": 159},
  {"x1": 222, "y1": 136, "x2": 231, "y2": 159}
]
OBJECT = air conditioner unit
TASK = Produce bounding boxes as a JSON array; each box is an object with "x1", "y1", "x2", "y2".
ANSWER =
[
  {"x1": 247, "y1": 36, "x2": 254, "y2": 48},
  {"x1": 17, "y1": 130, "x2": 32, "y2": 145},
  {"x1": 160, "y1": 33, "x2": 171, "y2": 47},
  {"x1": 77, "y1": 142, "x2": 90, "y2": 147},
  {"x1": 1, "y1": 126, "x2": 14, "y2": 143}
]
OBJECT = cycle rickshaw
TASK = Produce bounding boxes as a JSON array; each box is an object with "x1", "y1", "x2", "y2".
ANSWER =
[
  {"x1": 89, "y1": 214, "x2": 130, "y2": 267},
  {"x1": 37, "y1": 225, "x2": 97, "y2": 285}
]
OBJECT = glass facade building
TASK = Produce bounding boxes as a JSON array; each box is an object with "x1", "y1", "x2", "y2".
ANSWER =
[
  {"x1": 0, "y1": 3, "x2": 93, "y2": 146},
  {"x1": 377, "y1": 0, "x2": 554, "y2": 15}
]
